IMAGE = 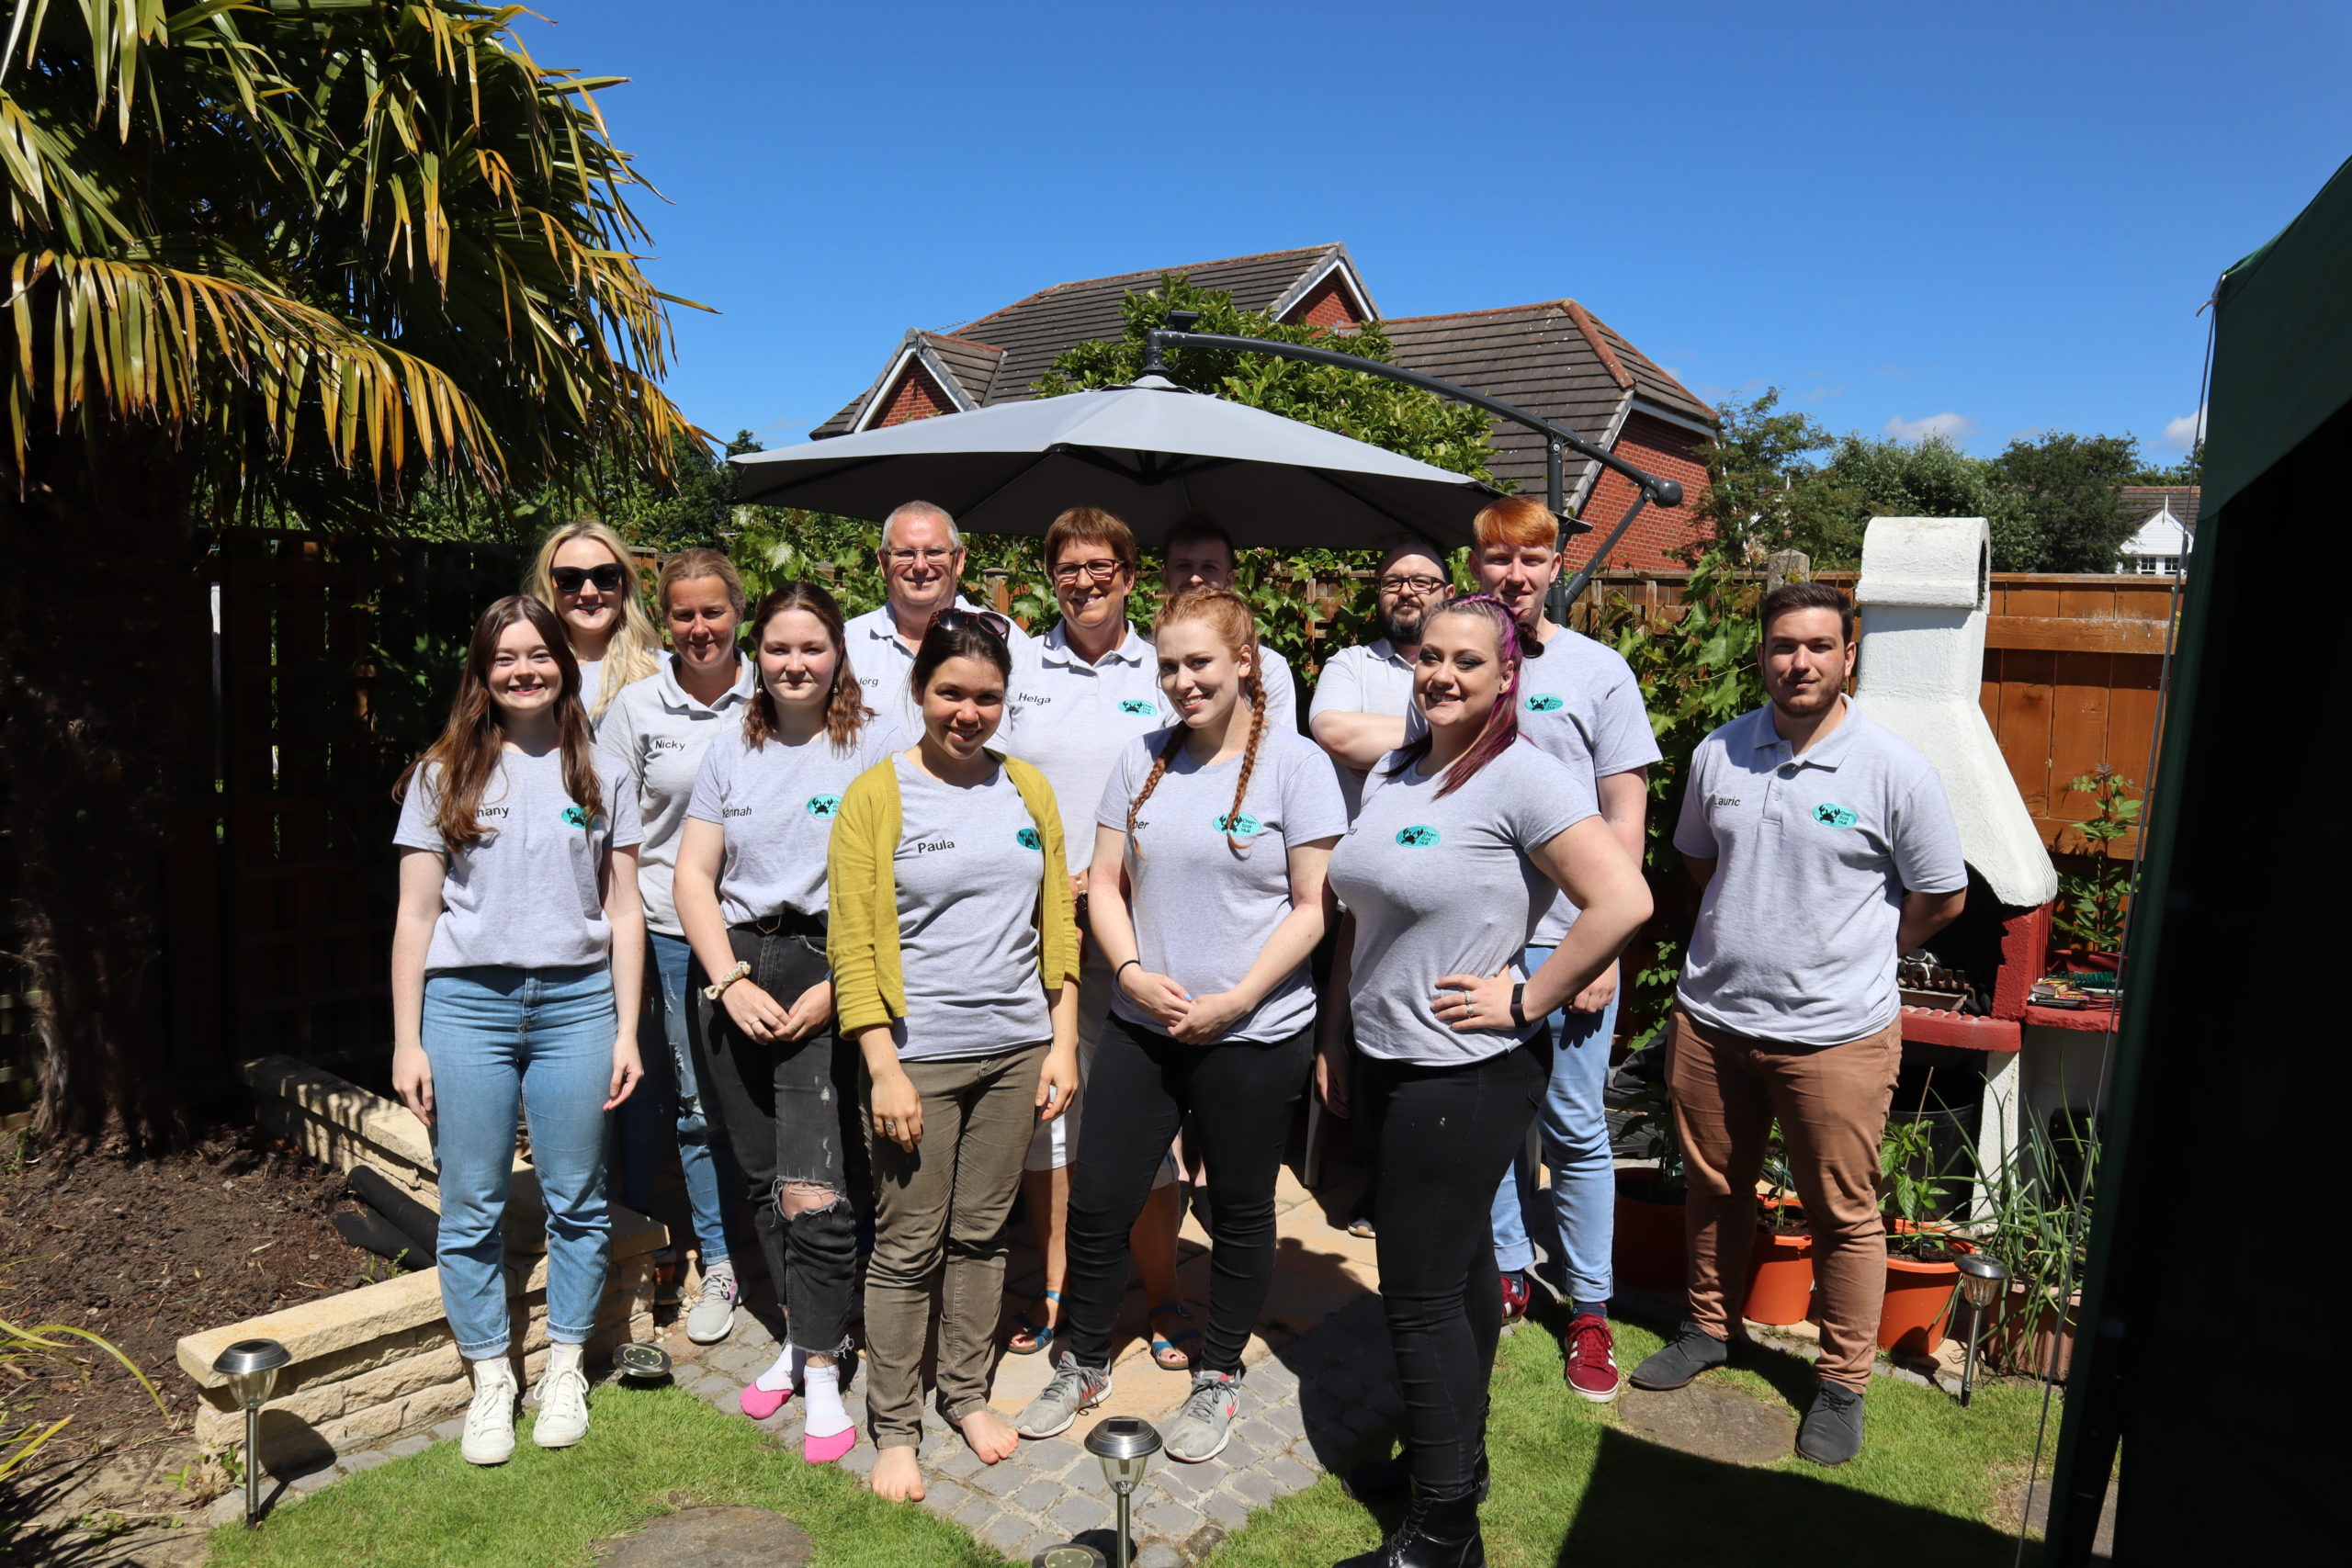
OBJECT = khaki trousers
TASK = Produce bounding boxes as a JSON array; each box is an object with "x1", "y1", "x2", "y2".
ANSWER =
[
  {"x1": 861, "y1": 1042, "x2": 1047, "y2": 1447},
  {"x1": 1667, "y1": 1007, "x2": 1901, "y2": 1390}
]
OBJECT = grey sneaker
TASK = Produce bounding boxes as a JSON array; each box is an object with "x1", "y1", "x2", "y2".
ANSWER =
[
  {"x1": 1013, "y1": 1355, "x2": 1112, "y2": 1438},
  {"x1": 684, "y1": 1261, "x2": 738, "y2": 1345},
  {"x1": 1796, "y1": 1382, "x2": 1865, "y2": 1466},
  {"x1": 1628, "y1": 1321, "x2": 1730, "y2": 1390},
  {"x1": 1164, "y1": 1369, "x2": 1241, "y2": 1463}
]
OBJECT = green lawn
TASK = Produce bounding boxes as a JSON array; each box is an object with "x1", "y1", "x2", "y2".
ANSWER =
[
  {"x1": 203, "y1": 1384, "x2": 1006, "y2": 1568},
  {"x1": 1203, "y1": 1312, "x2": 2052, "y2": 1568}
]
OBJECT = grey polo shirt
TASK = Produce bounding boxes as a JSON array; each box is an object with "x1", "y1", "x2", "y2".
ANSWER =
[
  {"x1": 843, "y1": 595, "x2": 1032, "y2": 738},
  {"x1": 599, "y1": 656, "x2": 758, "y2": 937},
  {"x1": 1306, "y1": 638, "x2": 1418, "y2": 817},
  {"x1": 1672, "y1": 702, "x2": 1968, "y2": 1046},
  {"x1": 999, "y1": 622, "x2": 1170, "y2": 876},
  {"x1": 1520, "y1": 627, "x2": 1662, "y2": 946}
]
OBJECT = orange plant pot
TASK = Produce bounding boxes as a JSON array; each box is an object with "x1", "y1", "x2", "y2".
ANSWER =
[
  {"x1": 1879, "y1": 1221, "x2": 1971, "y2": 1356},
  {"x1": 1611, "y1": 1169, "x2": 1688, "y2": 1292},
  {"x1": 1744, "y1": 1201, "x2": 1815, "y2": 1326}
]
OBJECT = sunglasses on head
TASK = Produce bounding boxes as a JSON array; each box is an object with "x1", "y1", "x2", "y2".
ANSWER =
[
  {"x1": 928, "y1": 606, "x2": 1012, "y2": 643},
  {"x1": 550, "y1": 563, "x2": 627, "y2": 594}
]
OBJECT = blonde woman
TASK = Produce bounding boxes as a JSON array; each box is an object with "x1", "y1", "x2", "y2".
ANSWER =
[{"x1": 525, "y1": 521, "x2": 662, "y2": 721}]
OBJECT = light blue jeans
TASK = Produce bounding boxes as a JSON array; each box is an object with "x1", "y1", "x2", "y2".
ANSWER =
[
  {"x1": 614, "y1": 932, "x2": 731, "y2": 1265},
  {"x1": 422, "y1": 965, "x2": 616, "y2": 1359},
  {"x1": 1489, "y1": 944, "x2": 1619, "y2": 1307}
]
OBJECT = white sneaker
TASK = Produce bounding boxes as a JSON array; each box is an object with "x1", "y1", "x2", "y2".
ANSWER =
[
  {"x1": 684, "y1": 1261, "x2": 738, "y2": 1345},
  {"x1": 532, "y1": 1348, "x2": 591, "y2": 1449},
  {"x1": 461, "y1": 1358, "x2": 518, "y2": 1466}
]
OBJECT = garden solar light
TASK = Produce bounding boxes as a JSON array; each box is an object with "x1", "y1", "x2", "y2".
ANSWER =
[
  {"x1": 612, "y1": 1341, "x2": 673, "y2": 1382},
  {"x1": 1084, "y1": 1416, "x2": 1163, "y2": 1568},
  {"x1": 1955, "y1": 1253, "x2": 2011, "y2": 1408},
  {"x1": 1031, "y1": 1546, "x2": 1106, "y2": 1568},
  {"x1": 212, "y1": 1337, "x2": 290, "y2": 1528}
]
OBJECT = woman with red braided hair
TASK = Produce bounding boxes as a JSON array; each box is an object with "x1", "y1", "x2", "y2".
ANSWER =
[
  {"x1": 1012, "y1": 589, "x2": 1348, "y2": 1463},
  {"x1": 1317, "y1": 595, "x2": 1652, "y2": 1568}
]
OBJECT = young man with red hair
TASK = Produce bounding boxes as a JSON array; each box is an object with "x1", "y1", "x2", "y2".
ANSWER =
[{"x1": 1468, "y1": 495, "x2": 1660, "y2": 1404}]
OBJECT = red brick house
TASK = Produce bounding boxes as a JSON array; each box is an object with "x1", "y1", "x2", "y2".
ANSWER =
[{"x1": 813, "y1": 244, "x2": 1717, "y2": 569}]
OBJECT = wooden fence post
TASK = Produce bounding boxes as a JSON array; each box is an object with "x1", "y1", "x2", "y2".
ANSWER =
[{"x1": 1766, "y1": 549, "x2": 1812, "y2": 589}]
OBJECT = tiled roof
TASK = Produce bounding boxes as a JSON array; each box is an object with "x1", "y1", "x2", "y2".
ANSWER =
[
  {"x1": 1379, "y1": 301, "x2": 1715, "y2": 498},
  {"x1": 813, "y1": 246, "x2": 1354, "y2": 437},
  {"x1": 812, "y1": 331, "x2": 1007, "y2": 438},
  {"x1": 2119, "y1": 485, "x2": 2200, "y2": 533}
]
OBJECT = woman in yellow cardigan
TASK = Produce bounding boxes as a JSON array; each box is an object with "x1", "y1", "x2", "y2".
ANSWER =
[{"x1": 827, "y1": 610, "x2": 1081, "y2": 1504}]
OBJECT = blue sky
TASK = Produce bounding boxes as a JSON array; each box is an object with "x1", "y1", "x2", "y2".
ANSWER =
[{"x1": 514, "y1": 1, "x2": 2347, "y2": 460}]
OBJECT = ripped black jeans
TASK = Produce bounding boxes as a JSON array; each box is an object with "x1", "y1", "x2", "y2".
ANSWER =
[{"x1": 692, "y1": 913, "x2": 861, "y2": 1358}]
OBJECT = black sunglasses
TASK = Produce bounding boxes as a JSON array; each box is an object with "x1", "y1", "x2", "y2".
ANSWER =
[
  {"x1": 928, "y1": 606, "x2": 1013, "y2": 643},
  {"x1": 550, "y1": 563, "x2": 627, "y2": 594}
]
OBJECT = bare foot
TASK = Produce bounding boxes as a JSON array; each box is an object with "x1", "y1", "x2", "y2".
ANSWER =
[
  {"x1": 869, "y1": 1445, "x2": 925, "y2": 1502},
  {"x1": 958, "y1": 1407, "x2": 1022, "y2": 1465}
]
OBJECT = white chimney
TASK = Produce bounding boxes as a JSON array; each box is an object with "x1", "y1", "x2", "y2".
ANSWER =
[{"x1": 1853, "y1": 516, "x2": 2057, "y2": 909}]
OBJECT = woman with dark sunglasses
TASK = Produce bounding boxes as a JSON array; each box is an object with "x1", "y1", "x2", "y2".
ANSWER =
[
  {"x1": 525, "y1": 521, "x2": 662, "y2": 721},
  {"x1": 827, "y1": 609, "x2": 1080, "y2": 1504}
]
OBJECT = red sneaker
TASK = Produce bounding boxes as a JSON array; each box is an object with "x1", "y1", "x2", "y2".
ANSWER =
[
  {"x1": 1499, "y1": 1271, "x2": 1532, "y2": 1325},
  {"x1": 1564, "y1": 1312, "x2": 1622, "y2": 1403}
]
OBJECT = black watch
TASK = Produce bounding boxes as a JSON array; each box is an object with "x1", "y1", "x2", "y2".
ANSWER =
[{"x1": 1510, "y1": 983, "x2": 1528, "y2": 1029}]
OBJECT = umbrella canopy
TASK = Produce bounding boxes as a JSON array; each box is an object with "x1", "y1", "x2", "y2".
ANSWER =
[{"x1": 729, "y1": 376, "x2": 1501, "y2": 549}]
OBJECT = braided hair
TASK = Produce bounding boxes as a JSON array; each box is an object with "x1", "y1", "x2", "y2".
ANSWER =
[
  {"x1": 1125, "y1": 589, "x2": 1269, "y2": 853},
  {"x1": 1385, "y1": 593, "x2": 1535, "y2": 799}
]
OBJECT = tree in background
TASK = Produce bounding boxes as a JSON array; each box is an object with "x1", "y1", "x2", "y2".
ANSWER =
[
  {"x1": 2, "y1": 1, "x2": 698, "y2": 1141},
  {"x1": 1689, "y1": 390, "x2": 1868, "y2": 567},
  {"x1": 1990, "y1": 432, "x2": 2143, "y2": 572},
  {"x1": 2129, "y1": 444, "x2": 2201, "y2": 487},
  {"x1": 1822, "y1": 433, "x2": 2036, "y2": 567}
]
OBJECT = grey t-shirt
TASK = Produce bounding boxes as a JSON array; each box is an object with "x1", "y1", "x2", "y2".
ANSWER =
[
  {"x1": 1306, "y1": 638, "x2": 1418, "y2": 818},
  {"x1": 1673, "y1": 703, "x2": 1968, "y2": 1046},
  {"x1": 889, "y1": 755, "x2": 1054, "y2": 1062},
  {"x1": 600, "y1": 657, "x2": 757, "y2": 937},
  {"x1": 684, "y1": 720, "x2": 907, "y2": 924},
  {"x1": 1000, "y1": 623, "x2": 1170, "y2": 877},
  {"x1": 1093, "y1": 728, "x2": 1349, "y2": 1043},
  {"x1": 394, "y1": 748, "x2": 645, "y2": 975},
  {"x1": 1329, "y1": 739, "x2": 1597, "y2": 1064},
  {"x1": 1518, "y1": 628, "x2": 1662, "y2": 947}
]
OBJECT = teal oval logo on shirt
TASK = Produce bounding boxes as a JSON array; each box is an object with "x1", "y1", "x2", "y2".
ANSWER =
[
  {"x1": 1118, "y1": 698, "x2": 1159, "y2": 716},
  {"x1": 1215, "y1": 812, "x2": 1264, "y2": 838},
  {"x1": 806, "y1": 794, "x2": 841, "y2": 819},
  {"x1": 1812, "y1": 803, "x2": 1860, "y2": 829},
  {"x1": 1524, "y1": 694, "x2": 1565, "y2": 713},
  {"x1": 1015, "y1": 827, "x2": 1043, "y2": 851},
  {"x1": 562, "y1": 805, "x2": 590, "y2": 829},
  {"x1": 1395, "y1": 825, "x2": 1441, "y2": 848}
]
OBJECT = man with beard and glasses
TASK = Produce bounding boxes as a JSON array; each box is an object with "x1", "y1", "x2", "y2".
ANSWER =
[{"x1": 843, "y1": 501, "x2": 1032, "y2": 735}]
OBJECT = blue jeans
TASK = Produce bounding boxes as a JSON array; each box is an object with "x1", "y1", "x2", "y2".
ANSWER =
[
  {"x1": 614, "y1": 932, "x2": 731, "y2": 1264},
  {"x1": 1488, "y1": 944, "x2": 1619, "y2": 1305},
  {"x1": 422, "y1": 966, "x2": 616, "y2": 1359}
]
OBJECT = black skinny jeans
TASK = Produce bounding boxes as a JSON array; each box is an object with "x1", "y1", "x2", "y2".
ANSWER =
[
  {"x1": 1061, "y1": 1012, "x2": 1312, "y2": 1375},
  {"x1": 1361, "y1": 1036, "x2": 1552, "y2": 1500},
  {"x1": 691, "y1": 916, "x2": 862, "y2": 1357}
]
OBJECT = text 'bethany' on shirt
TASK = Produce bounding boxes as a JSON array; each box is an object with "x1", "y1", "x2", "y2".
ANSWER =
[
  {"x1": 888, "y1": 754, "x2": 1055, "y2": 1063},
  {"x1": 1093, "y1": 728, "x2": 1350, "y2": 1043},
  {"x1": 1672, "y1": 703, "x2": 1968, "y2": 1047},
  {"x1": 1514, "y1": 628, "x2": 1662, "y2": 947},
  {"x1": 393, "y1": 748, "x2": 645, "y2": 975},
  {"x1": 999, "y1": 622, "x2": 1170, "y2": 877},
  {"x1": 684, "y1": 718, "x2": 907, "y2": 925},
  {"x1": 597, "y1": 656, "x2": 756, "y2": 938},
  {"x1": 1306, "y1": 638, "x2": 1417, "y2": 818},
  {"x1": 1328, "y1": 738, "x2": 1597, "y2": 1065}
]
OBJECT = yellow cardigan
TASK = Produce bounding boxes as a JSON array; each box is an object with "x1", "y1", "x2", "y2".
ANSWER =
[{"x1": 826, "y1": 750, "x2": 1082, "y2": 1037}]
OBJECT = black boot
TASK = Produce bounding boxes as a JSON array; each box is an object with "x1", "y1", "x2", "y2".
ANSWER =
[
  {"x1": 1343, "y1": 1444, "x2": 1488, "y2": 1506},
  {"x1": 1335, "y1": 1485, "x2": 1485, "y2": 1568}
]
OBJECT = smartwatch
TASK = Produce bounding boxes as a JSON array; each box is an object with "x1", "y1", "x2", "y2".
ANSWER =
[{"x1": 1509, "y1": 983, "x2": 1528, "y2": 1029}]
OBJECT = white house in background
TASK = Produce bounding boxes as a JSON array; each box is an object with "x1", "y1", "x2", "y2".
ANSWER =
[{"x1": 2117, "y1": 485, "x2": 2197, "y2": 574}]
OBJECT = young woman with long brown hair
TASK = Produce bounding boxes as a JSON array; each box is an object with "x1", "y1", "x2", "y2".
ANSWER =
[
  {"x1": 1012, "y1": 588, "x2": 1347, "y2": 1463},
  {"x1": 524, "y1": 521, "x2": 661, "y2": 720},
  {"x1": 389, "y1": 596, "x2": 647, "y2": 1467},
  {"x1": 671, "y1": 581, "x2": 904, "y2": 1463},
  {"x1": 1317, "y1": 595, "x2": 1651, "y2": 1568}
]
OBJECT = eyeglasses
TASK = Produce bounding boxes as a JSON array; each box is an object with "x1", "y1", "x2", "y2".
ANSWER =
[
  {"x1": 1051, "y1": 558, "x2": 1129, "y2": 585},
  {"x1": 884, "y1": 547, "x2": 957, "y2": 569},
  {"x1": 1377, "y1": 573, "x2": 1448, "y2": 595},
  {"x1": 928, "y1": 607, "x2": 1012, "y2": 642},
  {"x1": 550, "y1": 563, "x2": 627, "y2": 594}
]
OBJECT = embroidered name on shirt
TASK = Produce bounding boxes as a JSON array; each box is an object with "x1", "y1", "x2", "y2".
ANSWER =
[
  {"x1": 648, "y1": 736, "x2": 686, "y2": 752},
  {"x1": 911, "y1": 838, "x2": 956, "y2": 853},
  {"x1": 1709, "y1": 795, "x2": 1744, "y2": 809},
  {"x1": 1395, "y1": 826, "x2": 1441, "y2": 848},
  {"x1": 480, "y1": 806, "x2": 511, "y2": 820},
  {"x1": 724, "y1": 806, "x2": 753, "y2": 818},
  {"x1": 1812, "y1": 803, "x2": 1860, "y2": 829},
  {"x1": 1523, "y1": 694, "x2": 1565, "y2": 713},
  {"x1": 805, "y1": 795, "x2": 841, "y2": 818}
]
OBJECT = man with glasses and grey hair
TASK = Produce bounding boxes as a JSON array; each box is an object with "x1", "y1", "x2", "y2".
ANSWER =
[{"x1": 843, "y1": 500, "x2": 1032, "y2": 734}]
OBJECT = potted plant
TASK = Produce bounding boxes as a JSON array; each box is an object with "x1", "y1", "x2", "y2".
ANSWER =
[
  {"x1": 1963, "y1": 1107, "x2": 2096, "y2": 1381},
  {"x1": 2050, "y1": 768, "x2": 2140, "y2": 975},
  {"x1": 1610, "y1": 1075, "x2": 1688, "y2": 1292},
  {"x1": 1877, "y1": 1117, "x2": 1968, "y2": 1355},
  {"x1": 1744, "y1": 1127, "x2": 1815, "y2": 1326}
]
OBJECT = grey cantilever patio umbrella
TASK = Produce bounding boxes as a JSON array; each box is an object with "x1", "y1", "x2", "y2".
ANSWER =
[{"x1": 728, "y1": 376, "x2": 1500, "y2": 549}]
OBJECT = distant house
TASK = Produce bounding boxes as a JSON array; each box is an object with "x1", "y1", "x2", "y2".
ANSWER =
[
  {"x1": 811, "y1": 244, "x2": 1717, "y2": 569},
  {"x1": 2117, "y1": 486, "x2": 2196, "y2": 575}
]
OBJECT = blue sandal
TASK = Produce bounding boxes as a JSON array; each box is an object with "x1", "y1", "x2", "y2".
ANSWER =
[
  {"x1": 1007, "y1": 1290, "x2": 1061, "y2": 1356},
  {"x1": 1148, "y1": 1303, "x2": 1203, "y2": 1371}
]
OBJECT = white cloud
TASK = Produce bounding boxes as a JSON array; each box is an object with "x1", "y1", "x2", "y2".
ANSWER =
[
  {"x1": 1883, "y1": 412, "x2": 1975, "y2": 443},
  {"x1": 2162, "y1": 403, "x2": 2207, "y2": 449}
]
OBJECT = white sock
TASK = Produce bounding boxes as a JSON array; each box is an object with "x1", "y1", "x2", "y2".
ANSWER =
[
  {"x1": 548, "y1": 1342, "x2": 584, "y2": 1377},
  {"x1": 801, "y1": 1360, "x2": 852, "y2": 1438},
  {"x1": 754, "y1": 1345, "x2": 803, "y2": 1393}
]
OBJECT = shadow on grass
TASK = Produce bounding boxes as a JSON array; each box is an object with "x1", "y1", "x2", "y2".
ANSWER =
[{"x1": 1555, "y1": 1427, "x2": 2037, "y2": 1567}]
